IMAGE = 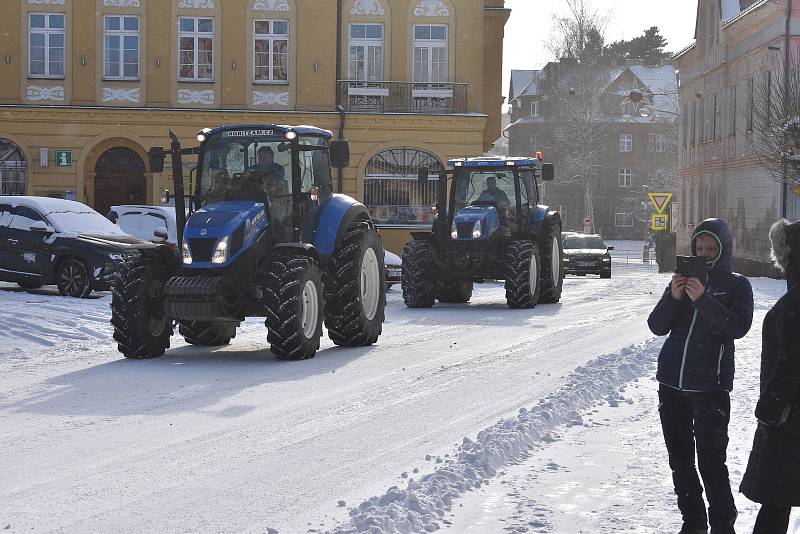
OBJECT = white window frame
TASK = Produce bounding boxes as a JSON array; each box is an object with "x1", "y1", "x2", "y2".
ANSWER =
[
  {"x1": 413, "y1": 24, "x2": 448, "y2": 84},
  {"x1": 615, "y1": 212, "x2": 634, "y2": 227},
  {"x1": 530, "y1": 101, "x2": 540, "y2": 116},
  {"x1": 28, "y1": 13, "x2": 65, "y2": 79},
  {"x1": 178, "y1": 17, "x2": 214, "y2": 82},
  {"x1": 103, "y1": 15, "x2": 139, "y2": 80},
  {"x1": 618, "y1": 169, "x2": 632, "y2": 188},
  {"x1": 619, "y1": 133, "x2": 633, "y2": 152},
  {"x1": 349, "y1": 23, "x2": 384, "y2": 83},
  {"x1": 253, "y1": 19, "x2": 289, "y2": 84}
]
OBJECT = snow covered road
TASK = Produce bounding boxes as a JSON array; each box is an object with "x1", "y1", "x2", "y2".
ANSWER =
[{"x1": 0, "y1": 260, "x2": 700, "y2": 533}]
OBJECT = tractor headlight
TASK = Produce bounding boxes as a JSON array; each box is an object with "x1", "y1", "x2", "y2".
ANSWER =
[
  {"x1": 182, "y1": 242, "x2": 193, "y2": 265},
  {"x1": 211, "y1": 236, "x2": 229, "y2": 264},
  {"x1": 472, "y1": 221, "x2": 482, "y2": 239},
  {"x1": 451, "y1": 220, "x2": 458, "y2": 239}
]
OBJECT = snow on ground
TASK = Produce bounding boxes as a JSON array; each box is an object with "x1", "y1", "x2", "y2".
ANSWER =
[{"x1": 0, "y1": 252, "x2": 792, "y2": 533}]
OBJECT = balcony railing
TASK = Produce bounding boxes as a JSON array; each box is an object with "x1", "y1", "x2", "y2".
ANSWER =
[{"x1": 337, "y1": 80, "x2": 467, "y2": 114}]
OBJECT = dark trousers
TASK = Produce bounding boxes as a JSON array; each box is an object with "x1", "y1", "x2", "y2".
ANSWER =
[
  {"x1": 752, "y1": 505, "x2": 791, "y2": 534},
  {"x1": 659, "y1": 385, "x2": 737, "y2": 533}
]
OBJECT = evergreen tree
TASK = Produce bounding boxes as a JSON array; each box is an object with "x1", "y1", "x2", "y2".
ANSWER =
[{"x1": 606, "y1": 26, "x2": 671, "y2": 64}]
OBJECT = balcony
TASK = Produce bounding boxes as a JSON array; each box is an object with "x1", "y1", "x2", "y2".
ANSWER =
[{"x1": 337, "y1": 81, "x2": 468, "y2": 114}]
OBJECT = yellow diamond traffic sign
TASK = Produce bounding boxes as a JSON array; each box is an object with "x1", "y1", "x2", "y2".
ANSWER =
[
  {"x1": 652, "y1": 213, "x2": 669, "y2": 231},
  {"x1": 648, "y1": 192, "x2": 673, "y2": 214}
]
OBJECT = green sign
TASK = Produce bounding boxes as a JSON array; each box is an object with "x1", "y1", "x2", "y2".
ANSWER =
[{"x1": 55, "y1": 150, "x2": 72, "y2": 167}]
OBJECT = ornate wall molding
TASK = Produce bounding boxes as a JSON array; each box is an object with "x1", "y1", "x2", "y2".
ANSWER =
[
  {"x1": 177, "y1": 89, "x2": 215, "y2": 104},
  {"x1": 102, "y1": 0, "x2": 141, "y2": 6},
  {"x1": 350, "y1": 0, "x2": 384, "y2": 16},
  {"x1": 102, "y1": 87, "x2": 141, "y2": 103},
  {"x1": 27, "y1": 0, "x2": 65, "y2": 4},
  {"x1": 413, "y1": 0, "x2": 449, "y2": 16},
  {"x1": 252, "y1": 91, "x2": 289, "y2": 106},
  {"x1": 27, "y1": 85, "x2": 65, "y2": 101},
  {"x1": 253, "y1": 0, "x2": 290, "y2": 11},
  {"x1": 178, "y1": 0, "x2": 214, "y2": 8}
]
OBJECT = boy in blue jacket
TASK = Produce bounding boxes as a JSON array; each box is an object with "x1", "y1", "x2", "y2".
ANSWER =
[{"x1": 648, "y1": 218, "x2": 754, "y2": 534}]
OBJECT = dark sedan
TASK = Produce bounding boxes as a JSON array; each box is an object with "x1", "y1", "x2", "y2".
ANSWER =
[
  {"x1": 562, "y1": 233, "x2": 613, "y2": 278},
  {"x1": 0, "y1": 196, "x2": 149, "y2": 297}
]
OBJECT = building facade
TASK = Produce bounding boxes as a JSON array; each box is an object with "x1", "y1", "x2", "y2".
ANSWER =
[
  {"x1": 0, "y1": 0, "x2": 510, "y2": 253},
  {"x1": 507, "y1": 62, "x2": 678, "y2": 240},
  {"x1": 674, "y1": 0, "x2": 800, "y2": 275}
]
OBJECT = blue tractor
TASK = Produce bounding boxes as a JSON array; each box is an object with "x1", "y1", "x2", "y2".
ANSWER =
[
  {"x1": 111, "y1": 125, "x2": 386, "y2": 360},
  {"x1": 402, "y1": 156, "x2": 564, "y2": 308}
]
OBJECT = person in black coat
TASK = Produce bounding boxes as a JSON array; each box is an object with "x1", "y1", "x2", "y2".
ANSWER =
[
  {"x1": 648, "y1": 218, "x2": 754, "y2": 534},
  {"x1": 740, "y1": 219, "x2": 800, "y2": 534}
]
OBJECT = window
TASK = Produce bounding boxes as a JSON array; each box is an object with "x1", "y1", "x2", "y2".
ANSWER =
[
  {"x1": 618, "y1": 169, "x2": 632, "y2": 188},
  {"x1": 615, "y1": 211, "x2": 633, "y2": 227},
  {"x1": 649, "y1": 134, "x2": 666, "y2": 153},
  {"x1": 530, "y1": 101, "x2": 540, "y2": 116},
  {"x1": 9, "y1": 206, "x2": 45, "y2": 231},
  {"x1": 0, "y1": 140, "x2": 27, "y2": 196},
  {"x1": 104, "y1": 16, "x2": 139, "y2": 79},
  {"x1": 254, "y1": 20, "x2": 288, "y2": 83},
  {"x1": 349, "y1": 24, "x2": 383, "y2": 82},
  {"x1": 29, "y1": 13, "x2": 65, "y2": 78},
  {"x1": 179, "y1": 17, "x2": 214, "y2": 80},
  {"x1": 413, "y1": 25, "x2": 448, "y2": 83},
  {"x1": 619, "y1": 133, "x2": 632, "y2": 152}
]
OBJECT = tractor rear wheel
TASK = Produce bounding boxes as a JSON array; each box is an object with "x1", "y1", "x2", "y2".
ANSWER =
[
  {"x1": 538, "y1": 222, "x2": 564, "y2": 304},
  {"x1": 264, "y1": 255, "x2": 323, "y2": 360},
  {"x1": 402, "y1": 240, "x2": 435, "y2": 308},
  {"x1": 324, "y1": 224, "x2": 386, "y2": 346},
  {"x1": 435, "y1": 280, "x2": 473, "y2": 303},
  {"x1": 179, "y1": 321, "x2": 237, "y2": 346},
  {"x1": 504, "y1": 240, "x2": 541, "y2": 309},
  {"x1": 111, "y1": 255, "x2": 173, "y2": 358}
]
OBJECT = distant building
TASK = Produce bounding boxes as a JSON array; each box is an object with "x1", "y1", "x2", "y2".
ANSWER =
[
  {"x1": 674, "y1": 0, "x2": 800, "y2": 275},
  {"x1": 507, "y1": 62, "x2": 678, "y2": 240}
]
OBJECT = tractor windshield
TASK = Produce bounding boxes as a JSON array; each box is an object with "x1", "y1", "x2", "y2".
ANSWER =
[{"x1": 453, "y1": 169, "x2": 534, "y2": 217}]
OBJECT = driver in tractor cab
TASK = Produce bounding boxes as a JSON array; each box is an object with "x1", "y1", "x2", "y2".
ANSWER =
[
  {"x1": 477, "y1": 175, "x2": 510, "y2": 208},
  {"x1": 248, "y1": 146, "x2": 287, "y2": 194}
]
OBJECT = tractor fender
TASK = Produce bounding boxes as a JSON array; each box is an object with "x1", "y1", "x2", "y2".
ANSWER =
[
  {"x1": 528, "y1": 205, "x2": 561, "y2": 240},
  {"x1": 313, "y1": 194, "x2": 371, "y2": 257},
  {"x1": 273, "y1": 242, "x2": 319, "y2": 260}
]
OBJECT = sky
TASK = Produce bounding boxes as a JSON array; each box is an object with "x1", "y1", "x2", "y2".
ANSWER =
[{"x1": 502, "y1": 0, "x2": 699, "y2": 102}]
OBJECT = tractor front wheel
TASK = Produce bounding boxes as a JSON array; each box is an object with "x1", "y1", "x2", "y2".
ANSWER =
[
  {"x1": 264, "y1": 256, "x2": 323, "y2": 360},
  {"x1": 324, "y1": 224, "x2": 386, "y2": 346},
  {"x1": 111, "y1": 255, "x2": 173, "y2": 358},
  {"x1": 435, "y1": 280, "x2": 473, "y2": 303},
  {"x1": 402, "y1": 240, "x2": 435, "y2": 308},
  {"x1": 504, "y1": 240, "x2": 541, "y2": 309},
  {"x1": 179, "y1": 321, "x2": 238, "y2": 346}
]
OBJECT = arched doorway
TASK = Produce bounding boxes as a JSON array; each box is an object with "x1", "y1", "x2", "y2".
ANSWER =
[
  {"x1": 94, "y1": 147, "x2": 146, "y2": 215},
  {"x1": 0, "y1": 139, "x2": 28, "y2": 195}
]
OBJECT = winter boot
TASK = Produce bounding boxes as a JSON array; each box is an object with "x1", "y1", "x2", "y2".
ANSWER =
[{"x1": 678, "y1": 526, "x2": 708, "y2": 534}]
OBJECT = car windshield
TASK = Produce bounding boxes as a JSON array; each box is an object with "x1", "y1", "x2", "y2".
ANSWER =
[
  {"x1": 564, "y1": 236, "x2": 606, "y2": 250},
  {"x1": 47, "y1": 210, "x2": 127, "y2": 235}
]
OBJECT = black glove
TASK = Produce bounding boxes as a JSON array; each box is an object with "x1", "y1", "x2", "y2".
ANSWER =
[{"x1": 755, "y1": 392, "x2": 791, "y2": 427}]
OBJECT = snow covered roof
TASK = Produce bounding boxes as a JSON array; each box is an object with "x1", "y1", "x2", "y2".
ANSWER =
[
  {"x1": 0, "y1": 196, "x2": 96, "y2": 216},
  {"x1": 606, "y1": 65, "x2": 678, "y2": 119},
  {"x1": 509, "y1": 70, "x2": 541, "y2": 101}
]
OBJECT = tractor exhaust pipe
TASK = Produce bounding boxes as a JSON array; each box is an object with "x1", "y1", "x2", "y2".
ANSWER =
[{"x1": 169, "y1": 130, "x2": 188, "y2": 254}]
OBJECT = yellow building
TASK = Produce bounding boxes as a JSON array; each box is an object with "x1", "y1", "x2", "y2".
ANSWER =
[{"x1": 0, "y1": 0, "x2": 509, "y2": 253}]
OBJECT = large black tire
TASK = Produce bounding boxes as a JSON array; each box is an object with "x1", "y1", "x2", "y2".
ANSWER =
[
  {"x1": 111, "y1": 255, "x2": 173, "y2": 358},
  {"x1": 56, "y1": 258, "x2": 92, "y2": 298},
  {"x1": 179, "y1": 321, "x2": 238, "y2": 346},
  {"x1": 504, "y1": 240, "x2": 541, "y2": 309},
  {"x1": 17, "y1": 280, "x2": 42, "y2": 290},
  {"x1": 435, "y1": 280, "x2": 473, "y2": 303},
  {"x1": 264, "y1": 255, "x2": 323, "y2": 360},
  {"x1": 402, "y1": 240, "x2": 435, "y2": 308},
  {"x1": 324, "y1": 224, "x2": 386, "y2": 346},
  {"x1": 600, "y1": 270, "x2": 612, "y2": 279},
  {"x1": 538, "y1": 222, "x2": 564, "y2": 304}
]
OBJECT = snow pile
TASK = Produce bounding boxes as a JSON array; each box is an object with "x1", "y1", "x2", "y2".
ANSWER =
[{"x1": 331, "y1": 339, "x2": 662, "y2": 534}]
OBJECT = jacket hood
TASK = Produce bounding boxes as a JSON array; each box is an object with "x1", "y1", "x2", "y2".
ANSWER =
[
  {"x1": 770, "y1": 218, "x2": 800, "y2": 283},
  {"x1": 691, "y1": 218, "x2": 733, "y2": 274}
]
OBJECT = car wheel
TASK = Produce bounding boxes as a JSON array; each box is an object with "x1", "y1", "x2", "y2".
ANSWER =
[{"x1": 56, "y1": 258, "x2": 92, "y2": 298}]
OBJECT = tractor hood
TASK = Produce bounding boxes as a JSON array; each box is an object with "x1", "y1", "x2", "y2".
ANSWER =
[
  {"x1": 452, "y1": 205, "x2": 499, "y2": 241},
  {"x1": 183, "y1": 201, "x2": 269, "y2": 267}
]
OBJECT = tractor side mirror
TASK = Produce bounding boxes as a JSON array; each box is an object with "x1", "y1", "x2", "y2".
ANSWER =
[
  {"x1": 329, "y1": 140, "x2": 350, "y2": 168},
  {"x1": 148, "y1": 147, "x2": 165, "y2": 173},
  {"x1": 418, "y1": 166, "x2": 429, "y2": 184},
  {"x1": 541, "y1": 163, "x2": 555, "y2": 181}
]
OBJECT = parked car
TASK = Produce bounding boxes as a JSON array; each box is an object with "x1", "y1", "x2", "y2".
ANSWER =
[
  {"x1": 385, "y1": 250, "x2": 402, "y2": 290},
  {"x1": 562, "y1": 233, "x2": 613, "y2": 278},
  {"x1": 0, "y1": 196, "x2": 148, "y2": 297},
  {"x1": 110, "y1": 204, "x2": 179, "y2": 245}
]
